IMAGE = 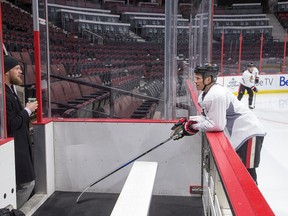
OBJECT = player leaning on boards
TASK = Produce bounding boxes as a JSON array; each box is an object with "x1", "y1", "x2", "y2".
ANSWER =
[
  {"x1": 171, "y1": 63, "x2": 266, "y2": 184},
  {"x1": 237, "y1": 62, "x2": 260, "y2": 109}
]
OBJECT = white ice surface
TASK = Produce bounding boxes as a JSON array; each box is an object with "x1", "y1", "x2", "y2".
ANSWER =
[{"x1": 240, "y1": 93, "x2": 288, "y2": 216}]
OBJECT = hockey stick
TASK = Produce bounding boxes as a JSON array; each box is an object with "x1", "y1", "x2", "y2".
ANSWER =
[
  {"x1": 76, "y1": 137, "x2": 172, "y2": 203},
  {"x1": 253, "y1": 91, "x2": 257, "y2": 108},
  {"x1": 76, "y1": 124, "x2": 184, "y2": 204}
]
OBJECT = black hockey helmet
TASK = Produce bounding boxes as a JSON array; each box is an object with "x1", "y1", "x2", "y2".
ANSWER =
[
  {"x1": 194, "y1": 63, "x2": 219, "y2": 82},
  {"x1": 247, "y1": 62, "x2": 254, "y2": 67}
]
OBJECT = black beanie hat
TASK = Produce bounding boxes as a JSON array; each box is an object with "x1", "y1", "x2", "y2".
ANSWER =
[{"x1": 4, "y1": 55, "x2": 19, "y2": 73}]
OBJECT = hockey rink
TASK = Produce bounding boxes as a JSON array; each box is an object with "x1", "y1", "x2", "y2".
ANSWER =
[{"x1": 240, "y1": 93, "x2": 288, "y2": 216}]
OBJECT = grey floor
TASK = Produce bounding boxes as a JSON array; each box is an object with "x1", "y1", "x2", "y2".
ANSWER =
[{"x1": 32, "y1": 191, "x2": 204, "y2": 216}]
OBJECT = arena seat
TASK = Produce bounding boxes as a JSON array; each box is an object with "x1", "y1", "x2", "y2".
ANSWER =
[
  {"x1": 50, "y1": 65, "x2": 61, "y2": 76},
  {"x1": 102, "y1": 99, "x2": 123, "y2": 118},
  {"x1": 20, "y1": 52, "x2": 33, "y2": 65},
  {"x1": 78, "y1": 76, "x2": 110, "y2": 104},
  {"x1": 60, "y1": 80, "x2": 101, "y2": 109},
  {"x1": 87, "y1": 76, "x2": 110, "y2": 106},
  {"x1": 25, "y1": 64, "x2": 36, "y2": 86},
  {"x1": 50, "y1": 81, "x2": 97, "y2": 117},
  {"x1": 9, "y1": 51, "x2": 23, "y2": 62},
  {"x1": 101, "y1": 90, "x2": 158, "y2": 119},
  {"x1": 62, "y1": 108, "x2": 77, "y2": 118},
  {"x1": 50, "y1": 81, "x2": 69, "y2": 116}
]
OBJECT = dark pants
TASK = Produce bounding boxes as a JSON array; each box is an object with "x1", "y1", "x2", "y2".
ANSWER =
[
  {"x1": 237, "y1": 84, "x2": 254, "y2": 106},
  {"x1": 17, "y1": 180, "x2": 35, "y2": 209},
  {"x1": 236, "y1": 136, "x2": 264, "y2": 184}
]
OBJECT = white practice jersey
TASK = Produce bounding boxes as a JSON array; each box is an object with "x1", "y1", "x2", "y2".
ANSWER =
[
  {"x1": 239, "y1": 67, "x2": 259, "y2": 88},
  {"x1": 251, "y1": 67, "x2": 259, "y2": 77},
  {"x1": 193, "y1": 84, "x2": 266, "y2": 150},
  {"x1": 239, "y1": 70, "x2": 254, "y2": 87}
]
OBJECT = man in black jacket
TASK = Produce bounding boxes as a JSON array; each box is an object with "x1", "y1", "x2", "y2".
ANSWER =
[{"x1": 4, "y1": 55, "x2": 38, "y2": 208}]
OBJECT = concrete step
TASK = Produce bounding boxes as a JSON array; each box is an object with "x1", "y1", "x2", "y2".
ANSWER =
[
  {"x1": 266, "y1": 13, "x2": 286, "y2": 42},
  {"x1": 129, "y1": 30, "x2": 146, "y2": 42}
]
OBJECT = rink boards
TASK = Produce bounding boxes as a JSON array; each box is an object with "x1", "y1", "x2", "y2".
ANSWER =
[{"x1": 218, "y1": 74, "x2": 288, "y2": 94}]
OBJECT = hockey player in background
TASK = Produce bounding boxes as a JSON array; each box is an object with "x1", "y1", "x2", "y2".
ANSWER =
[
  {"x1": 171, "y1": 63, "x2": 266, "y2": 184},
  {"x1": 237, "y1": 62, "x2": 260, "y2": 109}
]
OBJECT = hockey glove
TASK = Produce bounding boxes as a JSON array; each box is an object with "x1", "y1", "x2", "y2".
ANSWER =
[
  {"x1": 251, "y1": 86, "x2": 258, "y2": 92},
  {"x1": 171, "y1": 117, "x2": 187, "y2": 140},
  {"x1": 171, "y1": 118, "x2": 199, "y2": 140},
  {"x1": 255, "y1": 77, "x2": 259, "y2": 84}
]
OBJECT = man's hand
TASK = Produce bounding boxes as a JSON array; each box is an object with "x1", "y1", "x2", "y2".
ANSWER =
[
  {"x1": 171, "y1": 118, "x2": 187, "y2": 140},
  {"x1": 171, "y1": 117, "x2": 199, "y2": 140},
  {"x1": 251, "y1": 86, "x2": 258, "y2": 92},
  {"x1": 26, "y1": 101, "x2": 38, "y2": 113}
]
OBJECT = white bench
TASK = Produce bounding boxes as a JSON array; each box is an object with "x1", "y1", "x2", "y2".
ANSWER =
[{"x1": 110, "y1": 161, "x2": 158, "y2": 216}]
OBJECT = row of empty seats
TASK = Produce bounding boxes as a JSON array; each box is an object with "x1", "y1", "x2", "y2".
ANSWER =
[
  {"x1": 50, "y1": 76, "x2": 110, "y2": 117},
  {"x1": 106, "y1": 3, "x2": 165, "y2": 15},
  {"x1": 47, "y1": 73, "x2": 163, "y2": 119},
  {"x1": 47, "y1": 2, "x2": 137, "y2": 42},
  {"x1": 213, "y1": 17, "x2": 270, "y2": 27},
  {"x1": 62, "y1": 84, "x2": 161, "y2": 119},
  {"x1": 101, "y1": 92, "x2": 158, "y2": 119}
]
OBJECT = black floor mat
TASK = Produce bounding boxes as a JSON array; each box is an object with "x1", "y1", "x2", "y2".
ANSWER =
[{"x1": 32, "y1": 191, "x2": 204, "y2": 216}]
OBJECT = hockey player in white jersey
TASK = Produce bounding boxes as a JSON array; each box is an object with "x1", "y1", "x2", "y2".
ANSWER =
[
  {"x1": 171, "y1": 63, "x2": 266, "y2": 184},
  {"x1": 237, "y1": 62, "x2": 260, "y2": 109}
]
